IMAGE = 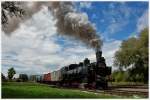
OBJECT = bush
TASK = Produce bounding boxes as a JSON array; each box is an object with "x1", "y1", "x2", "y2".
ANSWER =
[{"x1": 112, "y1": 71, "x2": 129, "y2": 82}]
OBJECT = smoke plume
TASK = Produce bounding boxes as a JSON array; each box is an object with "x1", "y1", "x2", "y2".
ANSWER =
[
  {"x1": 2, "y1": 2, "x2": 43, "y2": 34},
  {"x1": 2, "y1": 2, "x2": 102, "y2": 50}
]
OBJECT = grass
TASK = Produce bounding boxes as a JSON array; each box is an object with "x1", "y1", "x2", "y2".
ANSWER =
[
  {"x1": 2, "y1": 82, "x2": 145, "y2": 98},
  {"x1": 2, "y1": 82, "x2": 123, "y2": 98}
]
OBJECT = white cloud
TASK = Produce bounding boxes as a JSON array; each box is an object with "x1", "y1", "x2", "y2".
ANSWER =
[
  {"x1": 105, "y1": 22, "x2": 127, "y2": 34},
  {"x1": 2, "y1": 5, "x2": 121, "y2": 77},
  {"x1": 79, "y1": 2, "x2": 92, "y2": 9},
  {"x1": 2, "y1": 6, "x2": 59, "y2": 75},
  {"x1": 102, "y1": 40, "x2": 121, "y2": 71},
  {"x1": 137, "y1": 10, "x2": 148, "y2": 33}
]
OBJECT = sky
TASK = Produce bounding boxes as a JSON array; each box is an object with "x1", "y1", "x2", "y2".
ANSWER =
[{"x1": 1, "y1": 1, "x2": 148, "y2": 77}]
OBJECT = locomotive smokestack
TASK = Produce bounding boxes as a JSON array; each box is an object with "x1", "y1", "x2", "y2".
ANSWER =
[
  {"x1": 95, "y1": 47, "x2": 106, "y2": 68},
  {"x1": 96, "y1": 49, "x2": 102, "y2": 63}
]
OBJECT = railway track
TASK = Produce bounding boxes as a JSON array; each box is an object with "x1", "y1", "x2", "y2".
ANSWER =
[
  {"x1": 109, "y1": 85, "x2": 148, "y2": 89},
  {"x1": 47, "y1": 84, "x2": 148, "y2": 98},
  {"x1": 84, "y1": 86, "x2": 149, "y2": 98}
]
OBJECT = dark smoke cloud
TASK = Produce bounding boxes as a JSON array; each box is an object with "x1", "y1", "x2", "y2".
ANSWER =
[
  {"x1": 2, "y1": 2, "x2": 43, "y2": 34},
  {"x1": 2, "y1": 2, "x2": 102, "y2": 50},
  {"x1": 49, "y1": 2, "x2": 102, "y2": 50}
]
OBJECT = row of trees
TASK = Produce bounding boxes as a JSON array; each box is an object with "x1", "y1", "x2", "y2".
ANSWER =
[
  {"x1": 113, "y1": 28, "x2": 148, "y2": 83},
  {"x1": 2, "y1": 67, "x2": 28, "y2": 82},
  {"x1": 2, "y1": 67, "x2": 16, "y2": 80}
]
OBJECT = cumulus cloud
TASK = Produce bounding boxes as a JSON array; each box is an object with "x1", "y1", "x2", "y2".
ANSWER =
[
  {"x1": 2, "y1": 6, "x2": 94, "y2": 76},
  {"x1": 137, "y1": 10, "x2": 148, "y2": 33},
  {"x1": 2, "y1": 5, "x2": 121, "y2": 77},
  {"x1": 2, "y1": 6, "x2": 59, "y2": 75},
  {"x1": 102, "y1": 40, "x2": 121, "y2": 70}
]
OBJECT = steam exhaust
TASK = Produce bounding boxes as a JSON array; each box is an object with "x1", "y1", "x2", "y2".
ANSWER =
[{"x1": 2, "y1": 2, "x2": 102, "y2": 50}]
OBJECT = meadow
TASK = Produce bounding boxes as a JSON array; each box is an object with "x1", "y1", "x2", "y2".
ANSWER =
[{"x1": 2, "y1": 82, "x2": 122, "y2": 98}]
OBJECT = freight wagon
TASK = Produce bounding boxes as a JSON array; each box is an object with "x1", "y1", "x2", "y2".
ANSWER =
[
  {"x1": 51, "y1": 70, "x2": 61, "y2": 82},
  {"x1": 43, "y1": 73, "x2": 51, "y2": 83}
]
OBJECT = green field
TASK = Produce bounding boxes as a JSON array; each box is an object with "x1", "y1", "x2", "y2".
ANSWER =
[
  {"x1": 2, "y1": 82, "x2": 144, "y2": 98},
  {"x1": 2, "y1": 82, "x2": 124, "y2": 98}
]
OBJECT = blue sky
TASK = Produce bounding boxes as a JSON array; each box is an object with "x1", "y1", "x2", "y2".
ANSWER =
[
  {"x1": 2, "y1": 1, "x2": 148, "y2": 77},
  {"x1": 76, "y1": 2, "x2": 148, "y2": 41}
]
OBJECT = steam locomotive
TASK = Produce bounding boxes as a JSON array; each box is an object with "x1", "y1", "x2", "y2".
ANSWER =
[{"x1": 29, "y1": 50, "x2": 111, "y2": 89}]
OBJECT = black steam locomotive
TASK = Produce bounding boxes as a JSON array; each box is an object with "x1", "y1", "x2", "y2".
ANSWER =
[
  {"x1": 31, "y1": 50, "x2": 111, "y2": 89},
  {"x1": 60, "y1": 50, "x2": 111, "y2": 89}
]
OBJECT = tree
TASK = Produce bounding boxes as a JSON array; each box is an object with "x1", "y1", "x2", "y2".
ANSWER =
[
  {"x1": 114, "y1": 37, "x2": 138, "y2": 69},
  {"x1": 8, "y1": 67, "x2": 16, "y2": 80},
  {"x1": 114, "y1": 28, "x2": 148, "y2": 83},
  {"x1": 2, "y1": 2, "x2": 25, "y2": 25},
  {"x1": 2, "y1": 73, "x2": 6, "y2": 80}
]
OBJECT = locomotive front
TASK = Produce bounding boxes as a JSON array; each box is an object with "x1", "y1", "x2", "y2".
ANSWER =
[
  {"x1": 95, "y1": 49, "x2": 112, "y2": 89},
  {"x1": 60, "y1": 49, "x2": 111, "y2": 89}
]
